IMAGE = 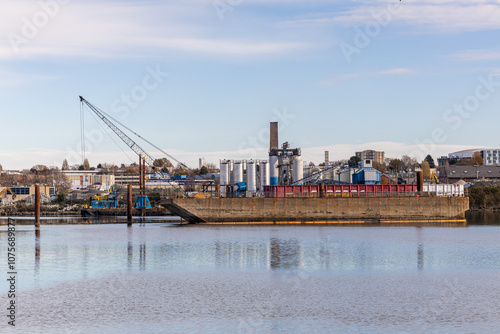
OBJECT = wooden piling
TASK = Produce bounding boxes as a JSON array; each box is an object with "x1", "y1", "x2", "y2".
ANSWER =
[
  {"x1": 127, "y1": 184, "x2": 133, "y2": 225},
  {"x1": 35, "y1": 185, "x2": 40, "y2": 227},
  {"x1": 417, "y1": 171, "x2": 423, "y2": 193},
  {"x1": 319, "y1": 183, "x2": 325, "y2": 198}
]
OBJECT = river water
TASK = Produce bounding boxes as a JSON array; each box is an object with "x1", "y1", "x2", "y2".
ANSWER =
[{"x1": 1, "y1": 214, "x2": 500, "y2": 334}]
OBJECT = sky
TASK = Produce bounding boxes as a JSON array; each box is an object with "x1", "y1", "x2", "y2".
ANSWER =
[{"x1": 1, "y1": 0, "x2": 500, "y2": 170}]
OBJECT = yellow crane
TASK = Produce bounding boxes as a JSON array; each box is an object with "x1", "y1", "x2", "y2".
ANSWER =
[
  {"x1": 431, "y1": 172, "x2": 439, "y2": 184},
  {"x1": 0, "y1": 187, "x2": 16, "y2": 200}
]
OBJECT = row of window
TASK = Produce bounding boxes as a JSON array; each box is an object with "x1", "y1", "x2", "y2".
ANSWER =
[{"x1": 8, "y1": 187, "x2": 55, "y2": 195}]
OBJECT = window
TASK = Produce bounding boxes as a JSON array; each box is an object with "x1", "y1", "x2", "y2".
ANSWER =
[{"x1": 10, "y1": 187, "x2": 30, "y2": 195}]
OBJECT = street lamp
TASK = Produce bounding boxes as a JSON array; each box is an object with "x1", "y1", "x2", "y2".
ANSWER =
[{"x1": 473, "y1": 164, "x2": 479, "y2": 180}]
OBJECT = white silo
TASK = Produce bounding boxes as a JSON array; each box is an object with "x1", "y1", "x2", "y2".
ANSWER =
[
  {"x1": 220, "y1": 160, "x2": 230, "y2": 197},
  {"x1": 260, "y1": 161, "x2": 270, "y2": 190},
  {"x1": 293, "y1": 156, "x2": 304, "y2": 183},
  {"x1": 269, "y1": 155, "x2": 279, "y2": 185},
  {"x1": 234, "y1": 161, "x2": 244, "y2": 183},
  {"x1": 247, "y1": 161, "x2": 256, "y2": 193}
]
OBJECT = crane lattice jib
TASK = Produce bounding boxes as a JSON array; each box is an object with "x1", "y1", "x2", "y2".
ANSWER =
[{"x1": 79, "y1": 96, "x2": 156, "y2": 168}]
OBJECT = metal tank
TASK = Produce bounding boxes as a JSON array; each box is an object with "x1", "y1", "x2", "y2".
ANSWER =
[
  {"x1": 247, "y1": 161, "x2": 256, "y2": 194},
  {"x1": 220, "y1": 160, "x2": 230, "y2": 197},
  {"x1": 269, "y1": 155, "x2": 279, "y2": 185},
  {"x1": 260, "y1": 161, "x2": 270, "y2": 190},
  {"x1": 233, "y1": 161, "x2": 243, "y2": 183},
  {"x1": 293, "y1": 156, "x2": 304, "y2": 183}
]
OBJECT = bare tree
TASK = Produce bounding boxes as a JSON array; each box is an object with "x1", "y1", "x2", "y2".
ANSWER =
[
  {"x1": 50, "y1": 168, "x2": 72, "y2": 194},
  {"x1": 401, "y1": 155, "x2": 419, "y2": 171}
]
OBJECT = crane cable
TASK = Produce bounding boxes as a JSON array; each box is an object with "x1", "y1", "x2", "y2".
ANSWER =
[
  {"x1": 82, "y1": 104, "x2": 136, "y2": 164},
  {"x1": 80, "y1": 102, "x2": 86, "y2": 166},
  {"x1": 95, "y1": 106, "x2": 190, "y2": 170}
]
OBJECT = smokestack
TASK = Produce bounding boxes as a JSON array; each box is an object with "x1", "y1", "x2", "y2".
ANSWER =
[
  {"x1": 325, "y1": 151, "x2": 329, "y2": 164},
  {"x1": 270, "y1": 122, "x2": 278, "y2": 151}
]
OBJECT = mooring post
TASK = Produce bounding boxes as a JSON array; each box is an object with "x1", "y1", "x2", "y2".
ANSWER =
[
  {"x1": 127, "y1": 184, "x2": 133, "y2": 225},
  {"x1": 319, "y1": 183, "x2": 325, "y2": 198},
  {"x1": 142, "y1": 157, "x2": 146, "y2": 217},
  {"x1": 35, "y1": 184, "x2": 40, "y2": 227},
  {"x1": 417, "y1": 171, "x2": 423, "y2": 194}
]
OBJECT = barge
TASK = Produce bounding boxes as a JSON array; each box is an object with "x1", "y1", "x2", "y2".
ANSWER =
[{"x1": 162, "y1": 196, "x2": 469, "y2": 224}]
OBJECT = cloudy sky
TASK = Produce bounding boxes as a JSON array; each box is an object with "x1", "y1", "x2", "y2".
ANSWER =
[{"x1": 1, "y1": 0, "x2": 500, "y2": 169}]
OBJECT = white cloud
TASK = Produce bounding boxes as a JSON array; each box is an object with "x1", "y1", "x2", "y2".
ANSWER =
[
  {"x1": 318, "y1": 68, "x2": 416, "y2": 85},
  {"x1": 282, "y1": 1, "x2": 500, "y2": 33},
  {"x1": 0, "y1": 0, "x2": 312, "y2": 60},
  {"x1": 0, "y1": 142, "x2": 477, "y2": 170},
  {"x1": 449, "y1": 48, "x2": 500, "y2": 61}
]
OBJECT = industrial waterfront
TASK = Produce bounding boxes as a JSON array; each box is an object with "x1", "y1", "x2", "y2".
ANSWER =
[{"x1": 1, "y1": 214, "x2": 500, "y2": 333}]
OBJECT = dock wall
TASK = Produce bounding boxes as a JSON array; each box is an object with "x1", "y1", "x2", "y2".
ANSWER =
[{"x1": 163, "y1": 197, "x2": 469, "y2": 223}]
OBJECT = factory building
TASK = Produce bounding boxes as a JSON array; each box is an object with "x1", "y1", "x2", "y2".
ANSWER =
[{"x1": 352, "y1": 160, "x2": 381, "y2": 185}]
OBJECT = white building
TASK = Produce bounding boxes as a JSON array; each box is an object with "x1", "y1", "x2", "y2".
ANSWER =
[
  {"x1": 199, "y1": 158, "x2": 206, "y2": 169},
  {"x1": 63, "y1": 171, "x2": 115, "y2": 191},
  {"x1": 481, "y1": 149, "x2": 500, "y2": 166}
]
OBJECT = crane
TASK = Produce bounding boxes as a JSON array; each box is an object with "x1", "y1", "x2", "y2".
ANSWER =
[{"x1": 79, "y1": 96, "x2": 188, "y2": 200}]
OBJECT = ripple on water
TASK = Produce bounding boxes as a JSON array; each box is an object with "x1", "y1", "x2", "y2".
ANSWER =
[{"x1": 1, "y1": 270, "x2": 500, "y2": 334}]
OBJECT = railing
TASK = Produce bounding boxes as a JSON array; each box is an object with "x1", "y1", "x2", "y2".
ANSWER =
[{"x1": 263, "y1": 185, "x2": 418, "y2": 198}]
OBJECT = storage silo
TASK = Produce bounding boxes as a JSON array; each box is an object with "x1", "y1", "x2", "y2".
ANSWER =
[
  {"x1": 260, "y1": 161, "x2": 270, "y2": 190},
  {"x1": 220, "y1": 160, "x2": 230, "y2": 197},
  {"x1": 247, "y1": 161, "x2": 256, "y2": 193},
  {"x1": 293, "y1": 156, "x2": 304, "y2": 183},
  {"x1": 269, "y1": 155, "x2": 279, "y2": 185},
  {"x1": 234, "y1": 161, "x2": 243, "y2": 183}
]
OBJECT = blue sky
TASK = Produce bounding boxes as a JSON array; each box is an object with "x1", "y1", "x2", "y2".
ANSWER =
[{"x1": 1, "y1": 0, "x2": 500, "y2": 170}]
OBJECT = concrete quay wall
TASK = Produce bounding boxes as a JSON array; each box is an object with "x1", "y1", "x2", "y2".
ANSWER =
[{"x1": 163, "y1": 197, "x2": 469, "y2": 223}]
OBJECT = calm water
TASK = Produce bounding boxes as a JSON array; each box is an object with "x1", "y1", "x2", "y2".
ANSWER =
[{"x1": 0, "y1": 214, "x2": 500, "y2": 333}]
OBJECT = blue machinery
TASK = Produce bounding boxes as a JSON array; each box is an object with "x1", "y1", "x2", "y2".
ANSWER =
[
  {"x1": 135, "y1": 195, "x2": 152, "y2": 209},
  {"x1": 90, "y1": 191, "x2": 119, "y2": 209},
  {"x1": 89, "y1": 190, "x2": 152, "y2": 210}
]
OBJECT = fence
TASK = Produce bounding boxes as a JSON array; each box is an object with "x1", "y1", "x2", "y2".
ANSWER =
[{"x1": 263, "y1": 185, "x2": 418, "y2": 198}]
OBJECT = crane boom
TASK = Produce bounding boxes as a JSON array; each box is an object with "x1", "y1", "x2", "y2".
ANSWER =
[{"x1": 79, "y1": 96, "x2": 158, "y2": 169}]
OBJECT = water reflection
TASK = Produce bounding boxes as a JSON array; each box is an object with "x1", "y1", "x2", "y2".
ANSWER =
[
  {"x1": 139, "y1": 244, "x2": 147, "y2": 270},
  {"x1": 417, "y1": 244, "x2": 424, "y2": 271},
  {"x1": 3, "y1": 223, "x2": 500, "y2": 293},
  {"x1": 416, "y1": 227, "x2": 424, "y2": 271},
  {"x1": 466, "y1": 211, "x2": 500, "y2": 225},
  {"x1": 270, "y1": 238, "x2": 302, "y2": 270}
]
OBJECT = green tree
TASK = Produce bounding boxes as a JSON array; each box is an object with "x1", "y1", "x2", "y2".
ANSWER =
[
  {"x1": 97, "y1": 163, "x2": 103, "y2": 169},
  {"x1": 425, "y1": 154, "x2": 435, "y2": 168},
  {"x1": 57, "y1": 193, "x2": 67, "y2": 203},
  {"x1": 61, "y1": 159, "x2": 69, "y2": 170},
  {"x1": 348, "y1": 156, "x2": 361, "y2": 167},
  {"x1": 199, "y1": 166, "x2": 208, "y2": 175}
]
